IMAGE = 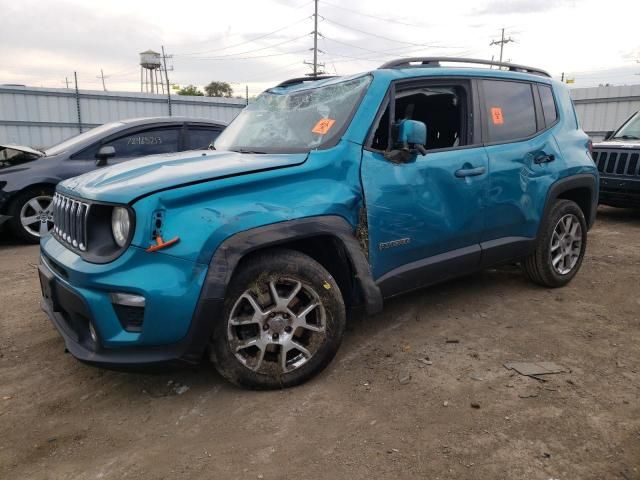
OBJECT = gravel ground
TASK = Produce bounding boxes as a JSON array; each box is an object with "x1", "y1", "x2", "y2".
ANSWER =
[{"x1": 1, "y1": 206, "x2": 639, "y2": 480}]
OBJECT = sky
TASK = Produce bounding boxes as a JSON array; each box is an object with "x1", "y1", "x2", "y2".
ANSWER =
[{"x1": 0, "y1": 0, "x2": 639, "y2": 96}]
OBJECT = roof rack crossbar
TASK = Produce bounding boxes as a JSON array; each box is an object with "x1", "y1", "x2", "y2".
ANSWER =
[
  {"x1": 276, "y1": 76, "x2": 337, "y2": 88},
  {"x1": 378, "y1": 57, "x2": 550, "y2": 78}
]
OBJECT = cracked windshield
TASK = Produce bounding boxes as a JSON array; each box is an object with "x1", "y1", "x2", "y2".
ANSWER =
[{"x1": 215, "y1": 75, "x2": 372, "y2": 153}]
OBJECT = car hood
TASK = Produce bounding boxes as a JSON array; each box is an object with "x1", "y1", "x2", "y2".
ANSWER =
[
  {"x1": 0, "y1": 144, "x2": 45, "y2": 170},
  {"x1": 58, "y1": 149, "x2": 308, "y2": 203},
  {"x1": 593, "y1": 140, "x2": 640, "y2": 149}
]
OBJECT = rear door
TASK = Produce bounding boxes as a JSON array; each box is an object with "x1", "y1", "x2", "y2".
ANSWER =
[{"x1": 479, "y1": 79, "x2": 562, "y2": 265}]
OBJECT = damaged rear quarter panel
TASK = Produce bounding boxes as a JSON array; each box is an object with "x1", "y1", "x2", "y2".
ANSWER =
[{"x1": 130, "y1": 140, "x2": 366, "y2": 265}]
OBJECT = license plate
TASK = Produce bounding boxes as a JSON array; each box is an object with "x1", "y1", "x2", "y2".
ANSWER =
[{"x1": 38, "y1": 263, "x2": 58, "y2": 311}]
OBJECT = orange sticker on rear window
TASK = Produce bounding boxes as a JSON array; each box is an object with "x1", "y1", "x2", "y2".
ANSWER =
[
  {"x1": 312, "y1": 118, "x2": 336, "y2": 135},
  {"x1": 491, "y1": 107, "x2": 504, "y2": 125}
]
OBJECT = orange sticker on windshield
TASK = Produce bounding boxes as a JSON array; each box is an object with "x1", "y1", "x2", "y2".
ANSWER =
[
  {"x1": 491, "y1": 107, "x2": 504, "y2": 125},
  {"x1": 312, "y1": 118, "x2": 336, "y2": 135}
]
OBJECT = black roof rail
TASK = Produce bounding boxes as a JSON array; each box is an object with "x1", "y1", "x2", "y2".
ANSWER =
[
  {"x1": 276, "y1": 75, "x2": 336, "y2": 88},
  {"x1": 378, "y1": 57, "x2": 551, "y2": 78}
]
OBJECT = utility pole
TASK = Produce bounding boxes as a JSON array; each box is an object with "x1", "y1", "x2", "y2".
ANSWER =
[
  {"x1": 490, "y1": 28, "x2": 514, "y2": 64},
  {"x1": 97, "y1": 69, "x2": 108, "y2": 91},
  {"x1": 246, "y1": 85, "x2": 249, "y2": 105},
  {"x1": 64, "y1": 77, "x2": 70, "y2": 88},
  {"x1": 161, "y1": 46, "x2": 173, "y2": 116},
  {"x1": 73, "y1": 72, "x2": 82, "y2": 133},
  {"x1": 561, "y1": 72, "x2": 565, "y2": 82},
  {"x1": 304, "y1": 0, "x2": 325, "y2": 77}
]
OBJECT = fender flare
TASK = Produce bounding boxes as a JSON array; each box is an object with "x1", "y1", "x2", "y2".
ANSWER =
[
  {"x1": 539, "y1": 173, "x2": 598, "y2": 232},
  {"x1": 200, "y1": 215, "x2": 383, "y2": 315}
]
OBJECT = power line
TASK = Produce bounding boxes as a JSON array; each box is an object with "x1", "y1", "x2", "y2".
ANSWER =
[
  {"x1": 183, "y1": 34, "x2": 309, "y2": 60},
  {"x1": 489, "y1": 28, "x2": 515, "y2": 64},
  {"x1": 322, "y1": 36, "x2": 444, "y2": 56},
  {"x1": 174, "y1": 16, "x2": 311, "y2": 57},
  {"x1": 322, "y1": 16, "x2": 455, "y2": 48},
  {"x1": 321, "y1": 0, "x2": 428, "y2": 28},
  {"x1": 179, "y1": 49, "x2": 309, "y2": 61}
]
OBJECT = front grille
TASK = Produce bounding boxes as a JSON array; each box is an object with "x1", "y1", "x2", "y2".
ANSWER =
[
  {"x1": 593, "y1": 149, "x2": 640, "y2": 177},
  {"x1": 52, "y1": 193, "x2": 90, "y2": 251}
]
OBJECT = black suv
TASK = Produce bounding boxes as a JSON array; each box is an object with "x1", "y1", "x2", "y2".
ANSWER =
[
  {"x1": 592, "y1": 111, "x2": 640, "y2": 208},
  {"x1": 0, "y1": 116, "x2": 226, "y2": 242}
]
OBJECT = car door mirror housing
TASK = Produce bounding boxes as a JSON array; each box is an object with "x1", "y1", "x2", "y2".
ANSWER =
[
  {"x1": 603, "y1": 130, "x2": 614, "y2": 141},
  {"x1": 95, "y1": 145, "x2": 116, "y2": 166},
  {"x1": 384, "y1": 119, "x2": 428, "y2": 163}
]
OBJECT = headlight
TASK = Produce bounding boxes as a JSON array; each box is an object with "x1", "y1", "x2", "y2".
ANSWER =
[{"x1": 111, "y1": 207, "x2": 131, "y2": 247}]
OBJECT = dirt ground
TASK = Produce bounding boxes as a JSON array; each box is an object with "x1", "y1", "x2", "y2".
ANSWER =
[{"x1": 1, "y1": 206, "x2": 639, "y2": 480}]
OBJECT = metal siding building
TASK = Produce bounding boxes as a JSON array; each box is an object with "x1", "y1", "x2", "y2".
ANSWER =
[
  {"x1": 570, "y1": 85, "x2": 640, "y2": 141},
  {"x1": 0, "y1": 86, "x2": 246, "y2": 148}
]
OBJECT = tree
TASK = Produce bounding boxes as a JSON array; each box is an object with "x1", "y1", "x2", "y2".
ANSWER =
[
  {"x1": 177, "y1": 85, "x2": 204, "y2": 96},
  {"x1": 205, "y1": 81, "x2": 233, "y2": 98}
]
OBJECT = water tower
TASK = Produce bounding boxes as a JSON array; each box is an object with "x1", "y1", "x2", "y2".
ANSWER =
[{"x1": 140, "y1": 49, "x2": 164, "y2": 94}]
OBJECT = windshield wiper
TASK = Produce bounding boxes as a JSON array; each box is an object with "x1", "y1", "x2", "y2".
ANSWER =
[
  {"x1": 613, "y1": 135, "x2": 640, "y2": 140},
  {"x1": 231, "y1": 148, "x2": 267, "y2": 154}
]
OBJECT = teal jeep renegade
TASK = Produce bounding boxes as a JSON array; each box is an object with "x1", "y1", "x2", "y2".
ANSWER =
[{"x1": 39, "y1": 58, "x2": 598, "y2": 389}]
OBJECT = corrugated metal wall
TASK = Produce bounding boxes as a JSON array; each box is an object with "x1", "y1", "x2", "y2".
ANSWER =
[
  {"x1": 4, "y1": 83, "x2": 639, "y2": 147},
  {"x1": 0, "y1": 86, "x2": 246, "y2": 148},
  {"x1": 570, "y1": 85, "x2": 640, "y2": 142}
]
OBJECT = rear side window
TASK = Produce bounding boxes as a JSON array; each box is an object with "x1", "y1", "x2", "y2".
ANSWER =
[
  {"x1": 74, "y1": 127, "x2": 180, "y2": 160},
  {"x1": 482, "y1": 80, "x2": 537, "y2": 143},
  {"x1": 538, "y1": 84, "x2": 558, "y2": 126}
]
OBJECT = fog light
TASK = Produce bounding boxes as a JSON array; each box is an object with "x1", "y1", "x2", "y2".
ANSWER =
[
  {"x1": 110, "y1": 293, "x2": 145, "y2": 307},
  {"x1": 88, "y1": 322, "x2": 98, "y2": 343},
  {"x1": 111, "y1": 293, "x2": 146, "y2": 333}
]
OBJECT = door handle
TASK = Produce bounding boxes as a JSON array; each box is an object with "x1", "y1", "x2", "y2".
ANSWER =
[
  {"x1": 455, "y1": 166, "x2": 486, "y2": 178},
  {"x1": 534, "y1": 153, "x2": 555, "y2": 164}
]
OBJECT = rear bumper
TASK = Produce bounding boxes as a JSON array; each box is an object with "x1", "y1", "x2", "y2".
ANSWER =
[{"x1": 599, "y1": 176, "x2": 640, "y2": 207}]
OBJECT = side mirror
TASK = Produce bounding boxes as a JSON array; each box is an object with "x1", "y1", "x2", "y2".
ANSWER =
[
  {"x1": 95, "y1": 145, "x2": 116, "y2": 166},
  {"x1": 385, "y1": 119, "x2": 428, "y2": 164},
  {"x1": 603, "y1": 130, "x2": 614, "y2": 141}
]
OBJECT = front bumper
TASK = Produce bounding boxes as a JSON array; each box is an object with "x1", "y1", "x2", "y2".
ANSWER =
[
  {"x1": 39, "y1": 235, "x2": 221, "y2": 367},
  {"x1": 599, "y1": 175, "x2": 640, "y2": 207}
]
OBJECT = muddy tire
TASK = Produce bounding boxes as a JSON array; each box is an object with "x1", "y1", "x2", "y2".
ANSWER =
[
  {"x1": 523, "y1": 199, "x2": 587, "y2": 288},
  {"x1": 209, "y1": 248, "x2": 346, "y2": 389}
]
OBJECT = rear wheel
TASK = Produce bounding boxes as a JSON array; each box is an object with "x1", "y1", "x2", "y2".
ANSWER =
[
  {"x1": 209, "y1": 249, "x2": 346, "y2": 389},
  {"x1": 522, "y1": 199, "x2": 587, "y2": 287},
  {"x1": 8, "y1": 187, "x2": 55, "y2": 243}
]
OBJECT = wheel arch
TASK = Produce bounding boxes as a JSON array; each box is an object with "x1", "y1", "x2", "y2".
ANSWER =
[
  {"x1": 200, "y1": 216, "x2": 383, "y2": 316},
  {"x1": 2, "y1": 182, "x2": 57, "y2": 215},
  {"x1": 540, "y1": 174, "x2": 598, "y2": 233}
]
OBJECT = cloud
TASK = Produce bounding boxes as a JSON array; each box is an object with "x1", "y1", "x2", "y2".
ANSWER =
[{"x1": 473, "y1": 0, "x2": 571, "y2": 15}]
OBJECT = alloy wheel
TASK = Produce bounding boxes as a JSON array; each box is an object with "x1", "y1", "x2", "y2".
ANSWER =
[
  {"x1": 20, "y1": 195, "x2": 54, "y2": 238},
  {"x1": 227, "y1": 277, "x2": 327, "y2": 375},
  {"x1": 550, "y1": 213, "x2": 583, "y2": 275}
]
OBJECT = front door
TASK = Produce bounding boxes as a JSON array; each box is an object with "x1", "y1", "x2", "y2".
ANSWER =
[{"x1": 361, "y1": 79, "x2": 488, "y2": 297}]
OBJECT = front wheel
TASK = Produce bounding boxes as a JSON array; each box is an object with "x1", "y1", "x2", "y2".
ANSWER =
[
  {"x1": 522, "y1": 199, "x2": 587, "y2": 288},
  {"x1": 209, "y1": 249, "x2": 346, "y2": 389},
  {"x1": 7, "y1": 187, "x2": 55, "y2": 243}
]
